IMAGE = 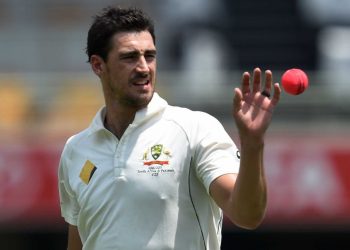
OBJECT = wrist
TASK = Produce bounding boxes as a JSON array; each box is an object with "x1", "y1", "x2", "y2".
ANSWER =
[{"x1": 239, "y1": 135, "x2": 265, "y2": 150}]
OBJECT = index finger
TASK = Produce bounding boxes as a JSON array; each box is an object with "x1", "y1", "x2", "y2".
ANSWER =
[{"x1": 241, "y1": 71, "x2": 251, "y2": 95}]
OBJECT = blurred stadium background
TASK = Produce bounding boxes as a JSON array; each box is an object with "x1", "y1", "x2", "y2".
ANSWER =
[{"x1": 1, "y1": 0, "x2": 350, "y2": 249}]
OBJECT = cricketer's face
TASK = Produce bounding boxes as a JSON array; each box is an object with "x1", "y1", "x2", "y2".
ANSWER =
[{"x1": 97, "y1": 31, "x2": 157, "y2": 109}]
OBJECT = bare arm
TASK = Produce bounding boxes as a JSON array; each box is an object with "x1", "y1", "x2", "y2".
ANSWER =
[
  {"x1": 210, "y1": 143, "x2": 266, "y2": 229},
  {"x1": 210, "y1": 68, "x2": 281, "y2": 229},
  {"x1": 67, "y1": 224, "x2": 82, "y2": 250}
]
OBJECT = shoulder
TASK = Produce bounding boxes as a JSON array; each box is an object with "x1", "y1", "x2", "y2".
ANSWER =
[
  {"x1": 164, "y1": 105, "x2": 220, "y2": 125},
  {"x1": 162, "y1": 105, "x2": 227, "y2": 140},
  {"x1": 60, "y1": 128, "x2": 91, "y2": 161}
]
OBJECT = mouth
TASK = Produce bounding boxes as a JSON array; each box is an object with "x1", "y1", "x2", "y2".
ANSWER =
[{"x1": 133, "y1": 79, "x2": 150, "y2": 86}]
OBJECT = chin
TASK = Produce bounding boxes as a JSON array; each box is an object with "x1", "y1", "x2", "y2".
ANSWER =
[
  {"x1": 131, "y1": 91, "x2": 154, "y2": 108},
  {"x1": 141, "y1": 91, "x2": 154, "y2": 105}
]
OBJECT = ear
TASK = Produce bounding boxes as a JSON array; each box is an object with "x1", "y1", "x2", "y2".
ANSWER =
[{"x1": 90, "y1": 55, "x2": 105, "y2": 77}]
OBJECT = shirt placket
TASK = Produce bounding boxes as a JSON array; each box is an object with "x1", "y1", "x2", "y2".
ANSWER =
[{"x1": 114, "y1": 125, "x2": 135, "y2": 178}]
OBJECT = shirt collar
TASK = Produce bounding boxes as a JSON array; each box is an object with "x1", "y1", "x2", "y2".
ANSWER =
[{"x1": 88, "y1": 92, "x2": 167, "y2": 135}]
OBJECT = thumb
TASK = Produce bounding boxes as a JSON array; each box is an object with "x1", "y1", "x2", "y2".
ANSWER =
[{"x1": 233, "y1": 88, "x2": 243, "y2": 114}]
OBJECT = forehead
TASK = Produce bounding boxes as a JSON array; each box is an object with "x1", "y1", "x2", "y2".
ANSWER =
[{"x1": 111, "y1": 31, "x2": 156, "y2": 52}]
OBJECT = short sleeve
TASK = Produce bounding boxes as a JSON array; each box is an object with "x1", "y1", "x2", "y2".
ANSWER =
[
  {"x1": 58, "y1": 145, "x2": 80, "y2": 225},
  {"x1": 192, "y1": 112, "x2": 240, "y2": 194}
]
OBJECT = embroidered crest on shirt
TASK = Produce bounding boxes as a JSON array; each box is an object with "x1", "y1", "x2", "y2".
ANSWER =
[
  {"x1": 139, "y1": 144, "x2": 174, "y2": 176},
  {"x1": 79, "y1": 160, "x2": 97, "y2": 184},
  {"x1": 151, "y1": 144, "x2": 162, "y2": 160}
]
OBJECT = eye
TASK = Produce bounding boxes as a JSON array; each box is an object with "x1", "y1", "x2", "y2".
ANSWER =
[
  {"x1": 119, "y1": 52, "x2": 139, "y2": 62},
  {"x1": 120, "y1": 54, "x2": 137, "y2": 61},
  {"x1": 145, "y1": 53, "x2": 156, "y2": 62}
]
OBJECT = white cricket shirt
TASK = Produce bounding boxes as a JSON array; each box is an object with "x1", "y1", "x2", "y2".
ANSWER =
[{"x1": 58, "y1": 93, "x2": 240, "y2": 250}]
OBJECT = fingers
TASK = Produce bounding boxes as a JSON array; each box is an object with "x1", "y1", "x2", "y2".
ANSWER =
[
  {"x1": 271, "y1": 83, "x2": 281, "y2": 106},
  {"x1": 233, "y1": 87, "x2": 243, "y2": 113},
  {"x1": 235, "y1": 69, "x2": 281, "y2": 116},
  {"x1": 263, "y1": 70, "x2": 272, "y2": 95},
  {"x1": 253, "y1": 68, "x2": 261, "y2": 93},
  {"x1": 241, "y1": 68, "x2": 275, "y2": 98},
  {"x1": 241, "y1": 72, "x2": 250, "y2": 95}
]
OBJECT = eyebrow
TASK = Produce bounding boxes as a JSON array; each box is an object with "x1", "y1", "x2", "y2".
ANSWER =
[
  {"x1": 144, "y1": 49, "x2": 157, "y2": 55},
  {"x1": 119, "y1": 49, "x2": 157, "y2": 58}
]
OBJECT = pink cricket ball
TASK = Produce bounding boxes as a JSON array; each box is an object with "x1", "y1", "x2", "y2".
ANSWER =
[{"x1": 281, "y1": 68, "x2": 309, "y2": 95}]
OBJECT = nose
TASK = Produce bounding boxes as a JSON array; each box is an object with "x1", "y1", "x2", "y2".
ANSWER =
[{"x1": 136, "y1": 56, "x2": 149, "y2": 73}]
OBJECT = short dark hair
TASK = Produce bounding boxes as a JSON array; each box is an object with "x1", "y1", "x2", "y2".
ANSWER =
[{"x1": 86, "y1": 6, "x2": 155, "y2": 62}]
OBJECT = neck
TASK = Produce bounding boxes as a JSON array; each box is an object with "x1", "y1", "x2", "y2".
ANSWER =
[{"x1": 104, "y1": 103, "x2": 138, "y2": 139}]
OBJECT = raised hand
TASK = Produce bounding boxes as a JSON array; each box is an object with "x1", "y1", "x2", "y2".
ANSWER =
[{"x1": 232, "y1": 68, "x2": 281, "y2": 141}]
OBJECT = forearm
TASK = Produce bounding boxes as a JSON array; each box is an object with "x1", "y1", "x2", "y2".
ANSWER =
[
  {"x1": 226, "y1": 67, "x2": 279, "y2": 229},
  {"x1": 67, "y1": 225, "x2": 82, "y2": 250},
  {"x1": 230, "y1": 138, "x2": 267, "y2": 229}
]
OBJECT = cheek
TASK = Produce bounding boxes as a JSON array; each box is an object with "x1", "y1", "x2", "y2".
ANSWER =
[
  {"x1": 152, "y1": 60, "x2": 157, "y2": 70},
  {"x1": 150, "y1": 62, "x2": 157, "y2": 76},
  {"x1": 107, "y1": 66, "x2": 130, "y2": 84}
]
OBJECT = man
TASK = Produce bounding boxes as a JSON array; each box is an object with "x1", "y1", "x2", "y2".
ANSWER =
[{"x1": 58, "y1": 6, "x2": 281, "y2": 250}]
